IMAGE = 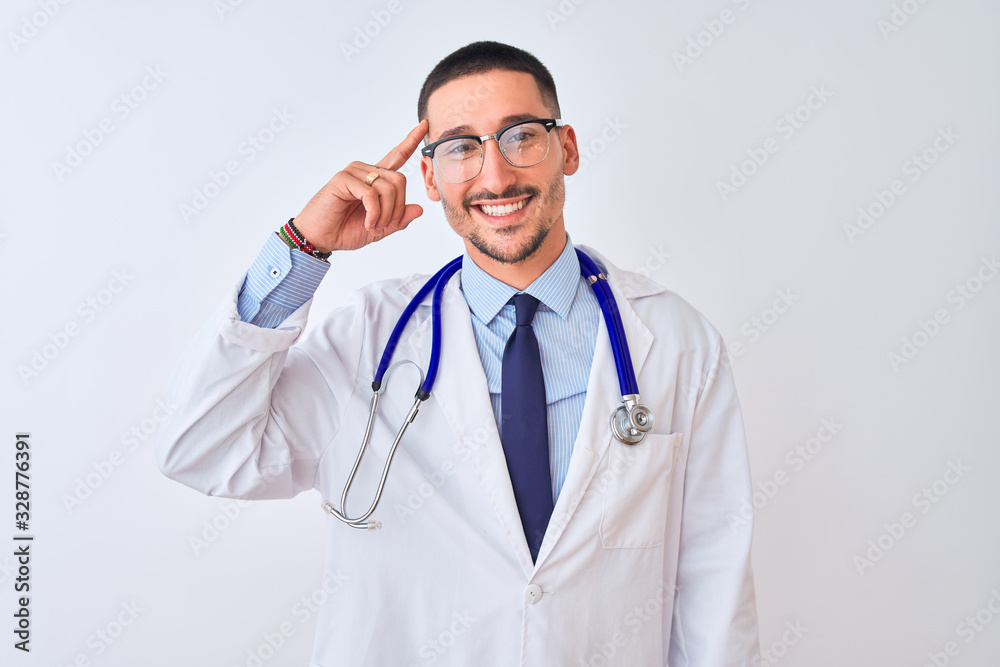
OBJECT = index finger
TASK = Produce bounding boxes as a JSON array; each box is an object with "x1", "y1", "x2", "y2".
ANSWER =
[{"x1": 376, "y1": 119, "x2": 429, "y2": 171}]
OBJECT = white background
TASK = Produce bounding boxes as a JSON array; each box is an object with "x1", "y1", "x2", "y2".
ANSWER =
[{"x1": 2, "y1": 0, "x2": 999, "y2": 665}]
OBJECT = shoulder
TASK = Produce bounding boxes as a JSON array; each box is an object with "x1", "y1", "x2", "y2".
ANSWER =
[
  {"x1": 578, "y1": 244, "x2": 724, "y2": 352},
  {"x1": 349, "y1": 271, "x2": 434, "y2": 313},
  {"x1": 300, "y1": 269, "x2": 437, "y2": 347}
]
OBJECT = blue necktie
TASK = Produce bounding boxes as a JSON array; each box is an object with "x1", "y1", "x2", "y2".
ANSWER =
[{"x1": 500, "y1": 294, "x2": 553, "y2": 562}]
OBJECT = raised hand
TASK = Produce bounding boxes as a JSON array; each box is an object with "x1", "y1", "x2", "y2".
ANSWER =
[{"x1": 292, "y1": 119, "x2": 428, "y2": 253}]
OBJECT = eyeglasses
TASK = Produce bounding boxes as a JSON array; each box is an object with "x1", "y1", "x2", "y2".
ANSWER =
[{"x1": 421, "y1": 118, "x2": 564, "y2": 184}]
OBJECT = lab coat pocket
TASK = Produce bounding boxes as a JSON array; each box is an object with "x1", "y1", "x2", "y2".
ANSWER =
[{"x1": 599, "y1": 432, "x2": 683, "y2": 549}]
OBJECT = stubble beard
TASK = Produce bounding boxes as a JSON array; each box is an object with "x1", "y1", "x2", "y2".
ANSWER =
[{"x1": 440, "y1": 171, "x2": 566, "y2": 265}]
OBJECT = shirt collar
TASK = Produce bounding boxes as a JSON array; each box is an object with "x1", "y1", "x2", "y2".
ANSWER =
[{"x1": 460, "y1": 234, "x2": 581, "y2": 324}]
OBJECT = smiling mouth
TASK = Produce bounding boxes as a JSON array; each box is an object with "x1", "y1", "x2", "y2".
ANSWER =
[{"x1": 474, "y1": 197, "x2": 530, "y2": 218}]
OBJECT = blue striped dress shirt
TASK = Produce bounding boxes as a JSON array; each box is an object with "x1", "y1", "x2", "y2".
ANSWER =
[{"x1": 237, "y1": 232, "x2": 599, "y2": 502}]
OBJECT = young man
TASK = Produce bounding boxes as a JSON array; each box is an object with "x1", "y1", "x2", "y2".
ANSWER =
[{"x1": 158, "y1": 41, "x2": 761, "y2": 665}]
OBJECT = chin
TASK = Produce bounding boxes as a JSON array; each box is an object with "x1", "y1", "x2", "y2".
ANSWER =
[
  {"x1": 467, "y1": 224, "x2": 552, "y2": 265},
  {"x1": 440, "y1": 172, "x2": 566, "y2": 265}
]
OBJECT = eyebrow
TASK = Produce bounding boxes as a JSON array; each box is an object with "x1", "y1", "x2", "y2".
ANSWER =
[{"x1": 435, "y1": 113, "x2": 543, "y2": 142}]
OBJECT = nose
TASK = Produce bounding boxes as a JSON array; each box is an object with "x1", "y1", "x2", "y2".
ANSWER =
[{"x1": 474, "y1": 136, "x2": 518, "y2": 193}]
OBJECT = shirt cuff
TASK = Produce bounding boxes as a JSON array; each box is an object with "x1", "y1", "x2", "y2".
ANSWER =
[{"x1": 237, "y1": 232, "x2": 331, "y2": 328}]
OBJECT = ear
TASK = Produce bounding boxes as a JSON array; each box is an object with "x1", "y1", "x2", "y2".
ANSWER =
[
  {"x1": 420, "y1": 156, "x2": 441, "y2": 202},
  {"x1": 558, "y1": 124, "x2": 580, "y2": 176}
]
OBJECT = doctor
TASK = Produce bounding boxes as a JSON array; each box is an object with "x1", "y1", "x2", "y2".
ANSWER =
[{"x1": 157, "y1": 41, "x2": 760, "y2": 666}]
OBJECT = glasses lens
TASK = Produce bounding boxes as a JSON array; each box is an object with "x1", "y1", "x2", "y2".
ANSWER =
[
  {"x1": 499, "y1": 122, "x2": 550, "y2": 167},
  {"x1": 434, "y1": 138, "x2": 483, "y2": 183}
]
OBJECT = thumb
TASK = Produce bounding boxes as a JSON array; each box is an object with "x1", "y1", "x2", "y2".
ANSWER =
[{"x1": 398, "y1": 203, "x2": 423, "y2": 227}]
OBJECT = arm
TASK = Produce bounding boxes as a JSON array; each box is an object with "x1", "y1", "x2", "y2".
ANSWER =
[
  {"x1": 156, "y1": 121, "x2": 430, "y2": 500},
  {"x1": 155, "y1": 233, "x2": 340, "y2": 499},
  {"x1": 237, "y1": 231, "x2": 330, "y2": 328},
  {"x1": 669, "y1": 339, "x2": 761, "y2": 666}
]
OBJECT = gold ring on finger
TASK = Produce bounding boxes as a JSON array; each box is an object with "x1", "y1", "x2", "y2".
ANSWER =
[{"x1": 365, "y1": 171, "x2": 380, "y2": 186}]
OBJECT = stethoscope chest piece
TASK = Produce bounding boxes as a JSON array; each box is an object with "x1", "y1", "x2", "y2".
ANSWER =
[
  {"x1": 610, "y1": 394, "x2": 655, "y2": 445},
  {"x1": 321, "y1": 249, "x2": 658, "y2": 530}
]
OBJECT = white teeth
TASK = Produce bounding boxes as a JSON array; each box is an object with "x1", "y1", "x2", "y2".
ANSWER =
[{"x1": 479, "y1": 198, "x2": 527, "y2": 217}]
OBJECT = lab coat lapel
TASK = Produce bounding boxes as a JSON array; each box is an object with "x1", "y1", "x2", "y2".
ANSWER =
[
  {"x1": 405, "y1": 272, "x2": 538, "y2": 577},
  {"x1": 534, "y1": 247, "x2": 657, "y2": 566}
]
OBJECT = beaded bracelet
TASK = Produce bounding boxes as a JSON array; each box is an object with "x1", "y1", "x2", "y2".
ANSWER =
[{"x1": 278, "y1": 218, "x2": 332, "y2": 261}]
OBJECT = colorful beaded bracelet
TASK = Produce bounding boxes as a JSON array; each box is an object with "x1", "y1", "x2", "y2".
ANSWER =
[{"x1": 278, "y1": 218, "x2": 332, "y2": 261}]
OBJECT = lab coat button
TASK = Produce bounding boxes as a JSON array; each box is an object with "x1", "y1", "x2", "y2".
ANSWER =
[{"x1": 523, "y1": 584, "x2": 543, "y2": 604}]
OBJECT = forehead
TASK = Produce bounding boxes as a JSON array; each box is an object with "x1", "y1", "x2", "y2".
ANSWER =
[{"x1": 425, "y1": 69, "x2": 549, "y2": 140}]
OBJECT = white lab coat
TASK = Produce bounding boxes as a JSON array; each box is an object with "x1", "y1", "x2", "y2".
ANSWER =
[{"x1": 157, "y1": 245, "x2": 760, "y2": 666}]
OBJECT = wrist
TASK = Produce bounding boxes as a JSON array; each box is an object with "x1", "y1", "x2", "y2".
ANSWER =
[{"x1": 278, "y1": 218, "x2": 332, "y2": 261}]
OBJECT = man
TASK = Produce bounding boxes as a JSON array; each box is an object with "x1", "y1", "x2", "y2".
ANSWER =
[{"x1": 157, "y1": 41, "x2": 760, "y2": 665}]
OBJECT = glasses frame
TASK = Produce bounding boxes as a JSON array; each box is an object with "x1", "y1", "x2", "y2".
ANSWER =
[{"x1": 420, "y1": 118, "x2": 564, "y2": 183}]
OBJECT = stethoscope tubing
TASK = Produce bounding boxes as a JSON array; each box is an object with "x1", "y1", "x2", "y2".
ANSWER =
[
  {"x1": 376, "y1": 250, "x2": 638, "y2": 399},
  {"x1": 575, "y1": 249, "x2": 639, "y2": 397},
  {"x1": 325, "y1": 247, "x2": 651, "y2": 529},
  {"x1": 373, "y1": 256, "x2": 462, "y2": 395},
  {"x1": 424, "y1": 259, "x2": 463, "y2": 396}
]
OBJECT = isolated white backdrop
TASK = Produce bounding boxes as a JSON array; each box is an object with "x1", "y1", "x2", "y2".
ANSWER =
[{"x1": 2, "y1": 1, "x2": 999, "y2": 665}]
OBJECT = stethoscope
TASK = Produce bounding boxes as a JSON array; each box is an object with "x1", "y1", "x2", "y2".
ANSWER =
[{"x1": 321, "y1": 249, "x2": 654, "y2": 530}]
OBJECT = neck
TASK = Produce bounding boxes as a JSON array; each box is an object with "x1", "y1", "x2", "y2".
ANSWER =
[{"x1": 467, "y1": 224, "x2": 568, "y2": 291}]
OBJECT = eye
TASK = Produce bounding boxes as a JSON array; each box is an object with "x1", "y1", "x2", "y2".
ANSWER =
[
  {"x1": 502, "y1": 124, "x2": 544, "y2": 147},
  {"x1": 441, "y1": 139, "x2": 480, "y2": 158}
]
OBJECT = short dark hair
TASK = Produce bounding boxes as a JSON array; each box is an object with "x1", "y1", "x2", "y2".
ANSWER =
[{"x1": 417, "y1": 41, "x2": 561, "y2": 123}]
